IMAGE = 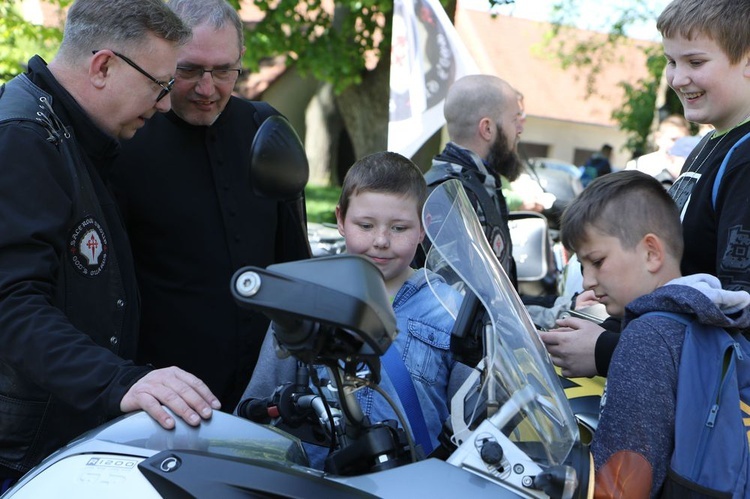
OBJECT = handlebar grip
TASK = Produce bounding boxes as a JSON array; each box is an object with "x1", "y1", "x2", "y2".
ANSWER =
[{"x1": 237, "y1": 398, "x2": 274, "y2": 423}]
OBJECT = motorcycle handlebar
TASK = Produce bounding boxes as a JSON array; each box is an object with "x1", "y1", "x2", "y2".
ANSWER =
[{"x1": 236, "y1": 397, "x2": 279, "y2": 423}]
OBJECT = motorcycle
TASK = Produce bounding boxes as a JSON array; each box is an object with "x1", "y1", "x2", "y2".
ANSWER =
[
  {"x1": 307, "y1": 222, "x2": 346, "y2": 257},
  {"x1": 2, "y1": 177, "x2": 593, "y2": 498},
  {"x1": 509, "y1": 210, "x2": 562, "y2": 298}
]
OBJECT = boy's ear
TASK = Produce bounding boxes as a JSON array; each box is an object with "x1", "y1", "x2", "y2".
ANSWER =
[
  {"x1": 642, "y1": 233, "x2": 665, "y2": 272},
  {"x1": 335, "y1": 205, "x2": 345, "y2": 236}
]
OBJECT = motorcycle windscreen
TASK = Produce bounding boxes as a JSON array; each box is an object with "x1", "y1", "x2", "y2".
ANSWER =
[{"x1": 422, "y1": 179, "x2": 578, "y2": 466}]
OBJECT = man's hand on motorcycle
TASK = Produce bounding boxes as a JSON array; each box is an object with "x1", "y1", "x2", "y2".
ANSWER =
[
  {"x1": 539, "y1": 317, "x2": 605, "y2": 378},
  {"x1": 120, "y1": 366, "x2": 221, "y2": 429}
]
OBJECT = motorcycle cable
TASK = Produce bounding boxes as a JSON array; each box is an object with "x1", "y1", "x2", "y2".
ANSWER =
[
  {"x1": 365, "y1": 380, "x2": 419, "y2": 463},
  {"x1": 309, "y1": 364, "x2": 339, "y2": 455}
]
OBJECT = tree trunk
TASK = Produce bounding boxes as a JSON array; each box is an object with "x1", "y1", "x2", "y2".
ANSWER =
[
  {"x1": 305, "y1": 83, "x2": 345, "y2": 186},
  {"x1": 334, "y1": 55, "x2": 390, "y2": 174}
]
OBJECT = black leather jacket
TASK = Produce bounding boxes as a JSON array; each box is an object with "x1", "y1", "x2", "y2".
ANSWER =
[
  {"x1": 423, "y1": 143, "x2": 517, "y2": 286},
  {"x1": 0, "y1": 56, "x2": 148, "y2": 478}
]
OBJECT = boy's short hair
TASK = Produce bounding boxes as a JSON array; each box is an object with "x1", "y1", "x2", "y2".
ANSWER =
[
  {"x1": 337, "y1": 151, "x2": 427, "y2": 221},
  {"x1": 657, "y1": 0, "x2": 750, "y2": 64},
  {"x1": 561, "y1": 170, "x2": 684, "y2": 260}
]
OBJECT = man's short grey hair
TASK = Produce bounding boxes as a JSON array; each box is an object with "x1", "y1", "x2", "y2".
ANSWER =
[
  {"x1": 59, "y1": 0, "x2": 191, "y2": 61},
  {"x1": 167, "y1": 0, "x2": 244, "y2": 54}
]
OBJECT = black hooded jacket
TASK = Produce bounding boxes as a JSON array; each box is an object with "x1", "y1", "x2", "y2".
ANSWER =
[{"x1": 0, "y1": 56, "x2": 147, "y2": 478}]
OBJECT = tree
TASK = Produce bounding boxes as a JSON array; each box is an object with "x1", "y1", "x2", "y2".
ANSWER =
[
  {"x1": 612, "y1": 46, "x2": 666, "y2": 155},
  {"x1": 3, "y1": 0, "x2": 677, "y2": 174},
  {"x1": 3, "y1": 0, "x2": 453, "y2": 186},
  {"x1": 542, "y1": 0, "x2": 684, "y2": 156},
  {"x1": 232, "y1": 0, "x2": 395, "y2": 185},
  {"x1": 0, "y1": 0, "x2": 66, "y2": 83},
  {"x1": 237, "y1": 0, "x2": 463, "y2": 186}
]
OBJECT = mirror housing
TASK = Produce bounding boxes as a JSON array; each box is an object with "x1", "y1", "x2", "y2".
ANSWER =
[{"x1": 249, "y1": 115, "x2": 309, "y2": 199}]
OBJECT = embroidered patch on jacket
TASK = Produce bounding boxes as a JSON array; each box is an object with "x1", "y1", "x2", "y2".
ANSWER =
[
  {"x1": 68, "y1": 217, "x2": 109, "y2": 277},
  {"x1": 490, "y1": 226, "x2": 506, "y2": 260}
]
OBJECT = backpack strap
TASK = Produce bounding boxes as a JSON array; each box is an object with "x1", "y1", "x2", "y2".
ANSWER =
[
  {"x1": 381, "y1": 345, "x2": 433, "y2": 454},
  {"x1": 641, "y1": 310, "x2": 690, "y2": 326},
  {"x1": 712, "y1": 130, "x2": 750, "y2": 209}
]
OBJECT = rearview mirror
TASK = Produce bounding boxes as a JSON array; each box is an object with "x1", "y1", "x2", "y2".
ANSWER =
[{"x1": 249, "y1": 115, "x2": 309, "y2": 199}]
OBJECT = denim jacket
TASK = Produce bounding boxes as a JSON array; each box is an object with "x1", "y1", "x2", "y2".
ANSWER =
[{"x1": 354, "y1": 269, "x2": 461, "y2": 450}]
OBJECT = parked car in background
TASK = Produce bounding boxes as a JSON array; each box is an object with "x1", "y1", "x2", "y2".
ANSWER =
[{"x1": 521, "y1": 157, "x2": 584, "y2": 230}]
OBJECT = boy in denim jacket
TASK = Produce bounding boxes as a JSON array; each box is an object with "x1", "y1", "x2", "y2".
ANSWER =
[{"x1": 238, "y1": 151, "x2": 471, "y2": 463}]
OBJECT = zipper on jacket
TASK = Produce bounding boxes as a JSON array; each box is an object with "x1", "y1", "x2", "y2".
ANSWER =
[{"x1": 734, "y1": 342, "x2": 744, "y2": 361}]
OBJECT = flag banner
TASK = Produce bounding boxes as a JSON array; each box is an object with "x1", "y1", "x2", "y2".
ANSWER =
[{"x1": 388, "y1": 0, "x2": 479, "y2": 158}]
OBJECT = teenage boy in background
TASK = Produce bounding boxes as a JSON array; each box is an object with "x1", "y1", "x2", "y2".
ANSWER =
[{"x1": 542, "y1": 0, "x2": 750, "y2": 380}]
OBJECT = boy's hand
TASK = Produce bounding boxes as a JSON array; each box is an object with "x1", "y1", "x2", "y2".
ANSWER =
[
  {"x1": 120, "y1": 366, "x2": 221, "y2": 429},
  {"x1": 540, "y1": 317, "x2": 605, "y2": 378},
  {"x1": 574, "y1": 289, "x2": 600, "y2": 309}
]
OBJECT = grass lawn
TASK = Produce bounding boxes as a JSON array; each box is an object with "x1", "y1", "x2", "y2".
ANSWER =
[{"x1": 305, "y1": 184, "x2": 341, "y2": 224}]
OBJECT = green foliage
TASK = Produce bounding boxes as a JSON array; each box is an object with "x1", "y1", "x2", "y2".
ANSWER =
[
  {"x1": 611, "y1": 46, "x2": 665, "y2": 155},
  {"x1": 546, "y1": 0, "x2": 680, "y2": 156},
  {"x1": 544, "y1": 1, "x2": 653, "y2": 96},
  {"x1": 241, "y1": 0, "x2": 391, "y2": 94},
  {"x1": 0, "y1": 0, "x2": 459, "y2": 98},
  {"x1": 305, "y1": 184, "x2": 341, "y2": 224},
  {"x1": 0, "y1": 0, "x2": 65, "y2": 83}
]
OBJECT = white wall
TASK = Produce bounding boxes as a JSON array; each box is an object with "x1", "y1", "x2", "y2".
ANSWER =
[{"x1": 522, "y1": 116, "x2": 631, "y2": 169}]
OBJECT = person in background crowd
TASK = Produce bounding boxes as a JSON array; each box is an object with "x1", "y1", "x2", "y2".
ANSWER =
[
  {"x1": 625, "y1": 114, "x2": 690, "y2": 183},
  {"x1": 421, "y1": 74, "x2": 525, "y2": 284},
  {"x1": 580, "y1": 143, "x2": 613, "y2": 186}
]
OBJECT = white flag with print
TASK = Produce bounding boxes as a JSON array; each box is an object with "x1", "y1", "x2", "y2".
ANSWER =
[{"x1": 388, "y1": 0, "x2": 479, "y2": 158}]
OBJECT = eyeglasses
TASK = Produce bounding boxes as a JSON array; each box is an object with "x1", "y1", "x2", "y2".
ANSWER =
[
  {"x1": 175, "y1": 66, "x2": 243, "y2": 83},
  {"x1": 93, "y1": 50, "x2": 174, "y2": 102}
]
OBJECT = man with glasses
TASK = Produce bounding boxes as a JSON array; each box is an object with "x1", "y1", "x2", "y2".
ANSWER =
[
  {"x1": 0, "y1": 0, "x2": 225, "y2": 488},
  {"x1": 93, "y1": 50, "x2": 176, "y2": 103},
  {"x1": 110, "y1": 0, "x2": 310, "y2": 411}
]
